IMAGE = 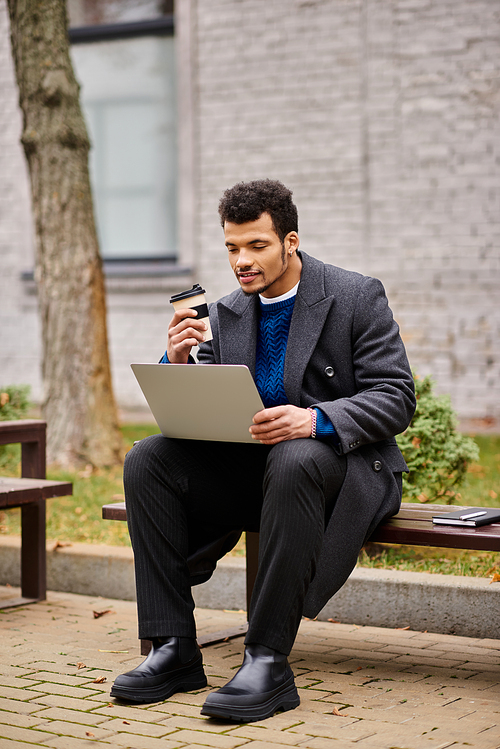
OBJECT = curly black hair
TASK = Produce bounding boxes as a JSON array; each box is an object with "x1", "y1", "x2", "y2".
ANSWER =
[{"x1": 218, "y1": 179, "x2": 298, "y2": 243}]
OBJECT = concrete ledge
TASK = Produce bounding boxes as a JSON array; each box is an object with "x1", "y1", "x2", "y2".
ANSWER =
[{"x1": 1, "y1": 536, "x2": 498, "y2": 639}]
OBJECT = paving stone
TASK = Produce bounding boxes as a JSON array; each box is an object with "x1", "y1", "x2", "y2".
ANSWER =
[
  {"x1": 97, "y1": 717, "x2": 176, "y2": 737},
  {"x1": 456, "y1": 661, "x2": 500, "y2": 672},
  {"x1": 0, "y1": 710, "x2": 43, "y2": 729},
  {"x1": 28, "y1": 694, "x2": 105, "y2": 711},
  {"x1": 103, "y1": 735, "x2": 183, "y2": 749},
  {"x1": 0, "y1": 675, "x2": 43, "y2": 689},
  {"x1": 44, "y1": 737, "x2": 114, "y2": 749},
  {"x1": 30, "y1": 682, "x2": 102, "y2": 699},
  {"x1": 160, "y1": 715, "x2": 245, "y2": 733},
  {"x1": 32, "y1": 718, "x2": 115, "y2": 740},
  {"x1": 0, "y1": 723, "x2": 58, "y2": 743},
  {"x1": 0, "y1": 697, "x2": 43, "y2": 715},
  {"x1": 2, "y1": 588, "x2": 500, "y2": 749},
  {"x1": 31, "y1": 706, "x2": 112, "y2": 725},
  {"x1": 0, "y1": 740, "x2": 54, "y2": 749},
  {"x1": 227, "y1": 724, "x2": 313, "y2": 744},
  {"x1": 92, "y1": 704, "x2": 172, "y2": 723},
  {"x1": 23, "y1": 670, "x2": 99, "y2": 687},
  {"x1": 221, "y1": 743, "x2": 313, "y2": 749},
  {"x1": 166, "y1": 729, "x2": 249, "y2": 747}
]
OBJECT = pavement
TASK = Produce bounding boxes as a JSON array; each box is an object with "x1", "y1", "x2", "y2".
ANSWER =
[{"x1": 1, "y1": 586, "x2": 500, "y2": 749}]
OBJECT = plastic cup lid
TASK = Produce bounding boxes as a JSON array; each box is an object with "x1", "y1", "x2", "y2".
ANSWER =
[{"x1": 170, "y1": 284, "x2": 206, "y2": 303}]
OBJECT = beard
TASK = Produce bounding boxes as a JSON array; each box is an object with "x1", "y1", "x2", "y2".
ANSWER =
[{"x1": 240, "y1": 243, "x2": 287, "y2": 296}]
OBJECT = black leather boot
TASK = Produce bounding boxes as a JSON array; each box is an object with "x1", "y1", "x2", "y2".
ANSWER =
[
  {"x1": 201, "y1": 643, "x2": 299, "y2": 722},
  {"x1": 111, "y1": 636, "x2": 206, "y2": 704}
]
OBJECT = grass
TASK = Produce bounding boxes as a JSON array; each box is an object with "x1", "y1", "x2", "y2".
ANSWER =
[
  {"x1": 0, "y1": 428, "x2": 499, "y2": 577},
  {"x1": 360, "y1": 434, "x2": 500, "y2": 579},
  {"x1": 0, "y1": 424, "x2": 159, "y2": 546}
]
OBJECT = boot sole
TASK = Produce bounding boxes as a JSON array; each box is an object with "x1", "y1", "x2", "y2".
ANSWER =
[
  {"x1": 111, "y1": 664, "x2": 207, "y2": 704},
  {"x1": 200, "y1": 678, "x2": 300, "y2": 722}
]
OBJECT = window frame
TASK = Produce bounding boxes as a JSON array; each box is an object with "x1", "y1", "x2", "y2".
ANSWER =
[{"x1": 68, "y1": 15, "x2": 190, "y2": 281}]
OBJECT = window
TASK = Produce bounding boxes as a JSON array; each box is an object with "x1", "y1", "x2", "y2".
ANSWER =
[{"x1": 70, "y1": 22, "x2": 176, "y2": 260}]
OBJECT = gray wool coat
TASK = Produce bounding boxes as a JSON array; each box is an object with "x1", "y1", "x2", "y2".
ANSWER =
[{"x1": 196, "y1": 250, "x2": 416, "y2": 618}]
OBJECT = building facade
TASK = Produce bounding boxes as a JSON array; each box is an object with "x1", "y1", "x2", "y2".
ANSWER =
[{"x1": 1, "y1": 0, "x2": 499, "y2": 426}]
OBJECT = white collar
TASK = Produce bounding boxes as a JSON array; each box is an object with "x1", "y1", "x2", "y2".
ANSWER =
[{"x1": 259, "y1": 281, "x2": 300, "y2": 305}]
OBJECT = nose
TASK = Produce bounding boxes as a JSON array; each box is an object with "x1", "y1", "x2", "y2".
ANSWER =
[{"x1": 236, "y1": 248, "x2": 253, "y2": 270}]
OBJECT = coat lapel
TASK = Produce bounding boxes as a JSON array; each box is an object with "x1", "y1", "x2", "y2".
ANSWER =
[
  {"x1": 216, "y1": 252, "x2": 335, "y2": 395},
  {"x1": 217, "y1": 291, "x2": 260, "y2": 377},
  {"x1": 284, "y1": 252, "x2": 336, "y2": 405}
]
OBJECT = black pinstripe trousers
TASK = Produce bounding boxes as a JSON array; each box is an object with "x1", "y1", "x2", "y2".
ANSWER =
[{"x1": 124, "y1": 435, "x2": 346, "y2": 655}]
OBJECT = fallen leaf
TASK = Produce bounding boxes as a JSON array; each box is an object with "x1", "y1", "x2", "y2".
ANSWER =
[
  {"x1": 76, "y1": 662, "x2": 86, "y2": 669},
  {"x1": 396, "y1": 625, "x2": 411, "y2": 630},
  {"x1": 489, "y1": 573, "x2": 500, "y2": 584},
  {"x1": 86, "y1": 732, "x2": 95, "y2": 737},
  {"x1": 356, "y1": 666, "x2": 363, "y2": 670},
  {"x1": 411, "y1": 437, "x2": 421, "y2": 448},
  {"x1": 328, "y1": 618, "x2": 339, "y2": 623},
  {"x1": 0, "y1": 392, "x2": 9, "y2": 407},
  {"x1": 123, "y1": 720, "x2": 131, "y2": 725},
  {"x1": 489, "y1": 489, "x2": 498, "y2": 499},
  {"x1": 52, "y1": 540, "x2": 72, "y2": 551},
  {"x1": 417, "y1": 493, "x2": 429, "y2": 503},
  {"x1": 92, "y1": 676, "x2": 107, "y2": 684},
  {"x1": 331, "y1": 706, "x2": 348, "y2": 716},
  {"x1": 107, "y1": 702, "x2": 113, "y2": 707},
  {"x1": 93, "y1": 609, "x2": 115, "y2": 619}
]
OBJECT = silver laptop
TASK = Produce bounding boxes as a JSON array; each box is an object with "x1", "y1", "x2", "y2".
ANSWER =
[{"x1": 131, "y1": 363, "x2": 265, "y2": 444}]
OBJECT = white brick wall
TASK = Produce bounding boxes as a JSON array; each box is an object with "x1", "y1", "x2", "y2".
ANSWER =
[
  {"x1": 193, "y1": 0, "x2": 500, "y2": 423},
  {"x1": 0, "y1": 0, "x2": 498, "y2": 423}
]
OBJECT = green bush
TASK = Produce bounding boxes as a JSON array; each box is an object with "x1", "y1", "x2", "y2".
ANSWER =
[
  {"x1": 0, "y1": 384, "x2": 31, "y2": 421},
  {"x1": 0, "y1": 385, "x2": 32, "y2": 471},
  {"x1": 396, "y1": 374, "x2": 479, "y2": 504}
]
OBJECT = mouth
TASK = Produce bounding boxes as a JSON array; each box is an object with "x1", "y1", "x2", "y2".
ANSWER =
[{"x1": 237, "y1": 271, "x2": 260, "y2": 285}]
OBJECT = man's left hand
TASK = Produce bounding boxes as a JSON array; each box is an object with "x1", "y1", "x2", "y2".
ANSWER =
[{"x1": 250, "y1": 405, "x2": 312, "y2": 444}]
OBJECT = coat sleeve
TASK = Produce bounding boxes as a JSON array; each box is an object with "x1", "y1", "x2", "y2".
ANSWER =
[{"x1": 314, "y1": 276, "x2": 416, "y2": 454}]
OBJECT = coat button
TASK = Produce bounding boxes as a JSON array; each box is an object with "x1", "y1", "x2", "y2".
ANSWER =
[
  {"x1": 325, "y1": 366, "x2": 335, "y2": 377},
  {"x1": 372, "y1": 460, "x2": 382, "y2": 472}
]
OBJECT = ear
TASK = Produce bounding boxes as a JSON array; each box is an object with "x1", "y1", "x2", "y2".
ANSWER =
[{"x1": 285, "y1": 231, "x2": 300, "y2": 253}]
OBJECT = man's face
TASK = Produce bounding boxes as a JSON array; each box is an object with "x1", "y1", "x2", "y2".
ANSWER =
[{"x1": 224, "y1": 212, "x2": 300, "y2": 298}]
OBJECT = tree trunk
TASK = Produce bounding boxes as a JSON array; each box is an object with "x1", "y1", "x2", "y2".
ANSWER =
[{"x1": 7, "y1": 0, "x2": 123, "y2": 467}]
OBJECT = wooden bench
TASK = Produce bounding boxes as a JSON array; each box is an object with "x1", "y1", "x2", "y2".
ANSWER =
[
  {"x1": 0, "y1": 420, "x2": 73, "y2": 608},
  {"x1": 103, "y1": 499, "x2": 500, "y2": 652}
]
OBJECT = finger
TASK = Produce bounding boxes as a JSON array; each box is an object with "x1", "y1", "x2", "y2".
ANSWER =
[
  {"x1": 252, "y1": 406, "x2": 284, "y2": 424},
  {"x1": 251, "y1": 422, "x2": 290, "y2": 440},
  {"x1": 253, "y1": 432, "x2": 290, "y2": 445},
  {"x1": 171, "y1": 308, "x2": 199, "y2": 323},
  {"x1": 171, "y1": 327, "x2": 206, "y2": 347},
  {"x1": 170, "y1": 316, "x2": 207, "y2": 334}
]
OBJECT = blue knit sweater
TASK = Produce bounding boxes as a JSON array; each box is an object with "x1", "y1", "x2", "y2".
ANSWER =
[{"x1": 254, "y1": 296, "x2": 336, "y2": 439}]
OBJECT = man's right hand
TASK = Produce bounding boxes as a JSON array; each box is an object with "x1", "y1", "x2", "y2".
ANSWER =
[{"x1": 167, "y1": 308, "x2": 207, "y2": 363}]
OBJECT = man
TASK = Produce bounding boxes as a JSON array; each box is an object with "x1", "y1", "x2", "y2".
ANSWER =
[{"x1": 111, "y1": 179, "x2": 415, "y2": 722}]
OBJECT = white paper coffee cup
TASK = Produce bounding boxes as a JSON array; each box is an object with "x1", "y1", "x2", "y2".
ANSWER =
[{"x1": 170, "y1": 284, "x2": 213, "y2": 343}]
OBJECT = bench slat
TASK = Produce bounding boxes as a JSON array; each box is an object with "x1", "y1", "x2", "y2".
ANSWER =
[
  {"x1": 102, "y1": 501, "x2": 126, "y2": 521},
  {"x1": 370, "y1": 517, "x2": 500, "y2": 551},
  {"x1": 103, "y1": 501, "x2": 500, "y2": 551},
  {"x1": 0, "y1": 478, "x2": 73, "y2": 508}
]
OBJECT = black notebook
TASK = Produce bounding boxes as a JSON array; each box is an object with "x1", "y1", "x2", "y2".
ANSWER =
[{"x1": 432, "y1": 507, "x2": 500, "y2": 527}]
